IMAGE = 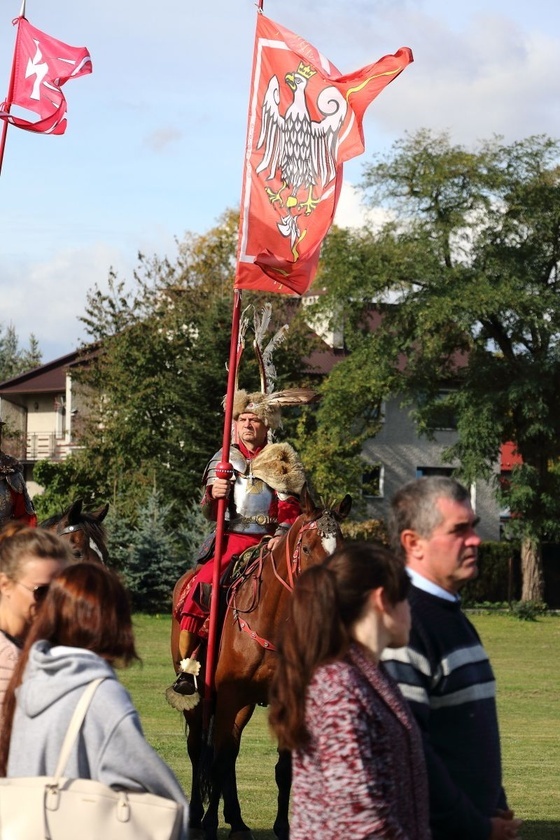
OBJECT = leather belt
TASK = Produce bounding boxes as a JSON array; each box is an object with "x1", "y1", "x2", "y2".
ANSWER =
[{"x1": 236, "y1": 514, "x2": 278, "y2": 526}]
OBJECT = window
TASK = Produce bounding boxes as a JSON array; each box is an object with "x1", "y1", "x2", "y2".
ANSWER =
[
  {"x1": 416, "y1": 466, "x2": 454, "y2": 479},
  {"x1": 362, "y1": 463, "x2": 384, "y2": 498},
  {"x1": 54, "y1": 395, "x2": 66, "y2": 438},
  {"x1": 425, "y1": 390, "x2": 458, "y2": 431},
  {"x1": 365, "y1": 400, "x2": 386, "y2": 425}
]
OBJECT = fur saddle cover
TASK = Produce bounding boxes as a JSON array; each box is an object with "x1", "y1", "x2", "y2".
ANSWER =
[{"x1": 250, "y1": 442, "x2": 305, "y2": 496}]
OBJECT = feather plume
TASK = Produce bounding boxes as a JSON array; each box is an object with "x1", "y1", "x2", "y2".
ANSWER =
[
  {"x1": 253, "y1": 304, "x2": 274, "y2": 393},
  {"x1": 261, "y1": 324, "x2": 289, "y2": 394},
  {"x1": 231, "y1": 306, "x2": 251, "y2": 391},
  {"x1": 253, "y1": 303, "x2": 272, "y2": 348},
  {"x1": 265, "y1": 388, "x2": 320, "y2": 407}
]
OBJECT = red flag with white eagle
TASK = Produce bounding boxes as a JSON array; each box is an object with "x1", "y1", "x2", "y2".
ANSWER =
[
  {"x1": 0, "y1": 17, "x2": 92, "y2": 135},
  {"x1": 235, "y1": 13, "x2": 413, "y2": 296}
]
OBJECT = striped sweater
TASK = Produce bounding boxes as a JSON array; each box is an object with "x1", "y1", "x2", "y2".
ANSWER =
[{"x1": 382, "y1": 586, "x2": 507, "y2": 840}]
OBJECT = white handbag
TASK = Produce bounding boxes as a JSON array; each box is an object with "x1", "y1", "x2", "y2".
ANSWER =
[{"x1": 0, "y1": 678, "x2": 185, "y2": 840}]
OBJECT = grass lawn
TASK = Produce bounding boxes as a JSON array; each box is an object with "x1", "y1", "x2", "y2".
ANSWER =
[{"x1": 120, "y1": 612, "x2": 560, "y2": 839}]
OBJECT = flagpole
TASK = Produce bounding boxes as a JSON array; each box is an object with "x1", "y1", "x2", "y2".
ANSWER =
[
  {"x1": 0, "y1": 7, "x2": 24, "y2": 176},
  {"x1": 203, "y1": 288, "x2": 242, "y2": 730},
  {"x1": 201, "y1": 0, "x2": 265, "y2": 731}
]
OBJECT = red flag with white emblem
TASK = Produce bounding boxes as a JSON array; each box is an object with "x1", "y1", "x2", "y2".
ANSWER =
[
  {"x1": 235, "y1": 13, "x2": 413, "y2": 296},
  {"x1": 0, "y1": 17, "x2": 92, "y2": 135}
]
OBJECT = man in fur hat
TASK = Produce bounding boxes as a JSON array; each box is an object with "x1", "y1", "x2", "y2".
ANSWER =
[
  {"x1": 0, "y1": 420, "x2": 37, "y2": 528},
  {"x1": 175, "y1": 389, "x2": 306, "y2": 705}
]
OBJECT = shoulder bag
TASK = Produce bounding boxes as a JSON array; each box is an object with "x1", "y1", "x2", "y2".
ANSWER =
[{"x1": 0, "y1": 678, "x2": 185, "y2": 840}]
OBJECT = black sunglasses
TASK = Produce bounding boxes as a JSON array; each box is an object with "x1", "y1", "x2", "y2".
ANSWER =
[{"x1": 16, "y1": 581, "x2": 50, "y2": 603}]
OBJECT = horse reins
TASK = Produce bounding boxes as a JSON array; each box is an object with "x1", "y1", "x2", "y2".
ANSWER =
[
  {"x1": 230, "y1": 516, "x2": 328, "y2": 652},
  {"x1": 270, "y1": 518, "x2": 318, "y2": 593}
]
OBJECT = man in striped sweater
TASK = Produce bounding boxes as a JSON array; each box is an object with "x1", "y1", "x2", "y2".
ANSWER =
[{"x1": 382, "y1": 476, "x2": 521, "y2": 840}]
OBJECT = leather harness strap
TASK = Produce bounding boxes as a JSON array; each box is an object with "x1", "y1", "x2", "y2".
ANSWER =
[
  {"x1": 231, "y1": 518, "x2": 319, "y2": 651},
  {"x1": 237, "y1": 617, "x2": 277, "y2": 651}
]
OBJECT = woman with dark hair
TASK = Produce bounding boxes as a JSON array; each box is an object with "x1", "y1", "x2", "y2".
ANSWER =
[
  {"x1": 0, "y1": 563, "x2": 189, "y2": 838},
  {"x1": 0, "y1": 524, "x2": 72, "y2": 713},
  {"x1": 269, "y1": 542, "x2": 430, "y2": 839}
]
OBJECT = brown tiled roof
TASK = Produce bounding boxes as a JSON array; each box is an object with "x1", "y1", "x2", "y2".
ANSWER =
[
  {"x1": 0, "y1": 351, "x2": 79, "y2": 394},
  {"x1": 0, "y1": 344, "x2": 101, "y2": 395}
]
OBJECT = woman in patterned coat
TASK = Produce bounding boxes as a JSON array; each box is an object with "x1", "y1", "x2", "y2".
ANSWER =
[{"x1": 269, "y1": 542, "x2": 430, "y2": 839}]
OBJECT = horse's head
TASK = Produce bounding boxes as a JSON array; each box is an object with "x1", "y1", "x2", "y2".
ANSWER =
[
  {"x1": 40, "y1": 499, "x2": 110, "y2": 565},
  {"x1": 289, "y1": 484, "x2": 352, "y2": 574}
]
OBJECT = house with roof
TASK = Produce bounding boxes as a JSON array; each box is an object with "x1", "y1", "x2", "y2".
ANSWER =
[
  {"x1": 1, "y1": 312, "x2": 504, "y2": 540},
  {"x1": 302, "y1": 290, "x2": 502, "y2": 540},
  {"x1": 0, "y1": 350, "x2": 91, "y2": 496}
]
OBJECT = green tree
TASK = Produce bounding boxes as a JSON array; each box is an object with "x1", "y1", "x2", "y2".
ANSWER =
[
  {"x1": 311, "y1": 130, "x2": 560, "y2": 601},
  {"x1": 0, "y1": 323, "x2": 42, "y2": 382},
  {"x1": 120, "y1": 489, "x2": 187, "y2": 613},
  {"x1": 32, "y1": 459, "x2": 96, "y2": 521},
  {"x1": 37, "y1": 210, "x2": 316, "y2": 529}
]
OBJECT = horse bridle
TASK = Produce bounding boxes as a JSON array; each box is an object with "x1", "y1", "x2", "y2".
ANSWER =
[
  {"x1": 232, "y1": 511, "x2": 340, "y2": 651},
  {"x1": 57, "y1": 523, "x2": 105, "y2": 563}
]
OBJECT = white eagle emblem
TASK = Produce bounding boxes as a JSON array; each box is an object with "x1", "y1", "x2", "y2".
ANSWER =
[{"x1": 255, "y1": 61, "x2": 347, "y2": 255}]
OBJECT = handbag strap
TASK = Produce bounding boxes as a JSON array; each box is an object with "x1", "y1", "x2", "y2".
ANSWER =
[{"x1": 53, "y1": 677, "x2": 107, "y2": 781}]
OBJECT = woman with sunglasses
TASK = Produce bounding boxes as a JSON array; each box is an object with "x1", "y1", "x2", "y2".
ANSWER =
[{"x1": 0, "y1": 524, "x2": 72, "y2": 715}]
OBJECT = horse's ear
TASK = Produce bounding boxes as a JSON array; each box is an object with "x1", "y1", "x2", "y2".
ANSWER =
[
  {"x1": 299, "y1": 483, "x2": 318, "y2": 515},
  {"x1": 91, "y1": 503, "x2": 109, "y2": 523},
  {"x1": 67, "y1": 498, "x2": 83, "y2": 524},
  {"x1": 334, "y1": 494, "x2": 352, "y2": 521}
]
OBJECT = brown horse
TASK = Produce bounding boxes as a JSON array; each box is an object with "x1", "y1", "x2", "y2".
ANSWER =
[
  {"x1": 170, "y1": 487, "x2": 351, "y2": 840},
  {"x1": 40, "y1": 498, "x2": 110, "y2": 564}
]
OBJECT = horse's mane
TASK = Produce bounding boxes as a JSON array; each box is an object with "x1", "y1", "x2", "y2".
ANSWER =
[{"x1": 39, "y1": 510, "x2": 67, "y2": 529}]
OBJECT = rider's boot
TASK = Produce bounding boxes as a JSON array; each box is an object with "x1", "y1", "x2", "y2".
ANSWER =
[
  {"x1": 179, "y1": 629, "x2": 197, "y2": 660},
  {"x1": 165, "y1": 630, "x2": 202, "y2": 710},
  {"x1": 175, "y1": 630, "x2": 200, "y2": 694}
]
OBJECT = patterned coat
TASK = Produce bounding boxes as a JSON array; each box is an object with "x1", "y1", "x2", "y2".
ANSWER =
[{"x1": 291, "y1": 643, "x2": 430, "y2": 840}]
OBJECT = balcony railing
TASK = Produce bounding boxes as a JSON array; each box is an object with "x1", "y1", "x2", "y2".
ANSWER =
[
  {"x1": 1, "y1": 432, "x2": 78, "y2": 464},
  {"x1": 26, "y1": 433, "x2": 56, "y2": 460}
]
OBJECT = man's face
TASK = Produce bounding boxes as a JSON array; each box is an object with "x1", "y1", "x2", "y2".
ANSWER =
[
  {"x1": 408, "y1": 497, "x2": 481, "y2": 594},
  {"x1": 236, "y1": 412, "x2": 268, "y2": 451}
]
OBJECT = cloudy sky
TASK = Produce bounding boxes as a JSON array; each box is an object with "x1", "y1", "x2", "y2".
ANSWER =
[{"x1": 0, "y1": 0, "x2": 559, "y2": 361}]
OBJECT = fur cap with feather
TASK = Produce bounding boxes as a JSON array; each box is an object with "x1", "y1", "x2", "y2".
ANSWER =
[{"x1": 232, "y1": 388, "x2": 319, "y2": 431}]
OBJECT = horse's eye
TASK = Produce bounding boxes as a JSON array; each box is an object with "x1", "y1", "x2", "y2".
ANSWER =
[{"x1": 302, "y1": 544, "x2": 311, "y2": 555}]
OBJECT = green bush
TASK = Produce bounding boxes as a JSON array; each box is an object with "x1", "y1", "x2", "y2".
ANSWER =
[
  {"x1": 510, "y1": 600, "x2": 548, "y2": 621},
  {"x1": 342, "y1": 518, "x2": 389, "y2": 544}
]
